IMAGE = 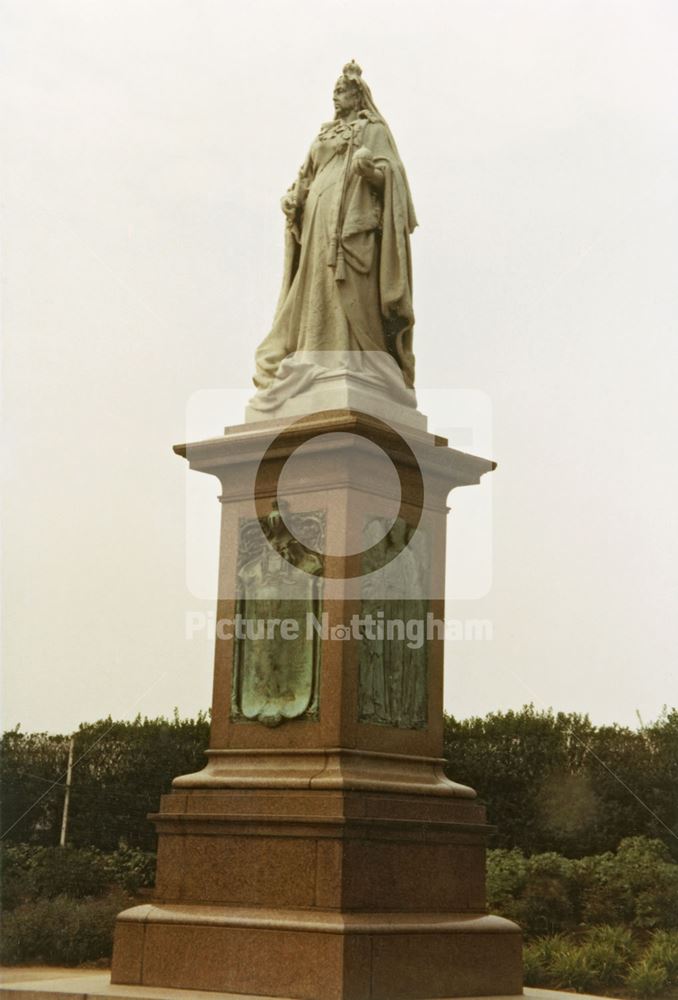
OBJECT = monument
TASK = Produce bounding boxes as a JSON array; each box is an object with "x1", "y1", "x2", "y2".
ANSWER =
[{"x1": 111, "y1": 61, "x2": 523, "y2": 1000}]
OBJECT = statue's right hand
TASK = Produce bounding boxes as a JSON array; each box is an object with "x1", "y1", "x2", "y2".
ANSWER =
[{"x1": 281, "y1": 193, "x2": 297, "y2": 217}]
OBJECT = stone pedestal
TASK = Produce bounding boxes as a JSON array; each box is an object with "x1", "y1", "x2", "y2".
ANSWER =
[{"x1": 111, "y1": 408, "x2": 522, "y2": 1000}]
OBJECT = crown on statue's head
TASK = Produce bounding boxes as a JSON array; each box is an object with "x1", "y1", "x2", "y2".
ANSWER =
[{"x1": 342, "y1": 60, "x2": 363, "y2": 81}]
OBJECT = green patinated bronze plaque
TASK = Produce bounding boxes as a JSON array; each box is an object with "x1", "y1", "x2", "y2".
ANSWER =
[
  {"x1": 231, "y1": 503, "x2": 324, "y2": 727},
  {"x1": 358, "y1": 516, "x2": 429, "y2": 730}
]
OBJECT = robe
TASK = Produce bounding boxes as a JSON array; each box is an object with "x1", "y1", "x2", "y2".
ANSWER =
[{"x1": 254, "y1": 111, "x2": 417, "y2": 389}]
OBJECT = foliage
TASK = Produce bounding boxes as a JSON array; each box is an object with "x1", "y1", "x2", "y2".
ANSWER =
[
  {"x1": 487, "y1": 848, "x2": 580, "y2": 936},
  {"x1": 0, "y1": 844, "x2": 155, "y2": 911},
  {"x1": 0, "y1": 891, "x2": 129, "y2": 966},
  {"x1": 444, "y1": 706, "x2": 678, "y2": 857},
  {"x1": 643, "y1": 930, "x2": 678, "y2": 982},
  {"x1": 524, "y1": 928, "x2": 678, "y2": 998},
  {"x1": 26, "y1": 846, "x2": 109, "y2": 900},
  {"x1": 487, "y1": 836, "x2": 678, "y2": 937},
  {"x1": 101, "y1": 846, "x2": 156, "y2": 893},
  {"x1": 2, "y1": 707, "x2": 675, "y2": 857},
  {"x1": 0, "y1": 712, "x2": 209, "y2": 849},
  {"x1": 1, "y1": 705, "x2": 677, "y2": 983},
  {"x1": 0, "y1": 729, "x2": 71, "y2": 846},
  {"x1": 580, "y1": 836, "x2": 678, "y2": 930},
  {"x1": 548, "y1": 935, "x2": 627, "y2": 993},
  {"x1": 625, "y1": 957, "x2": 669, "y2": 998},
  {"x1": 522, "y1": 932, "x2": 570, "y2": 984}
]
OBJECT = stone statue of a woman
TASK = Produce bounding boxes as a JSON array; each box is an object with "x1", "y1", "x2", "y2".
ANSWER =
[{"x1": 251, "y1": 61, "x2": 418, "y2": 408}]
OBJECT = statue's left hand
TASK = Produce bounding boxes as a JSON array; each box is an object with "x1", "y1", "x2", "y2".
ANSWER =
[
  {"x1": 352, "y1": 146, "x2": 384, "y2": 189},
  {"x1": 352, "y1": 146, "x2": 375, "y2": 175}
]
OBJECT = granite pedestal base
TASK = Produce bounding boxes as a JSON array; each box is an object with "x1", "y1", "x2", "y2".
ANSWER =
[
  {"x1": 111, "y1": 409, "x2": 522, "y2": 999},
  {"x1": 112, "y1": 782, "x2": 521, "y2": 999}
]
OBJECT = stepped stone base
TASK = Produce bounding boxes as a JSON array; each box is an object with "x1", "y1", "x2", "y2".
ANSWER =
[
  {"x1": 109, "y1": 783, "x2": 521, "y2": 1000},
  {"x1": 113, "y1": 905, "x2": 521, "y2": 1000}
]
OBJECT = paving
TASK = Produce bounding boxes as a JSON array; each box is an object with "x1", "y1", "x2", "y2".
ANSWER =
[{"x1": 0, "y1": 968, "x2": 621, "y2": 1000}]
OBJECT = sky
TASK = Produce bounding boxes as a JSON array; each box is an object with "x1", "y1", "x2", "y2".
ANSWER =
[{"x1": 2, "y1": 0, "x2": 677, "y2": 734}]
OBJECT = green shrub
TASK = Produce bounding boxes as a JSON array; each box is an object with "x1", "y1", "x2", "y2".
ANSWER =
[
  {"x1": 28, "y1": 847, "x2": 110, "y2": 900},
  {"x1": 0, "y1": 845, "x2": 155, "y2": 909},
  {"x1": 487, "y1": 848, "x2": 580, "y2": 935},
  {"x1": 577, "y1": 939, "x2": 630, "y2": 990},
  {"x1": 102, "y1": 847, "x2": 155, "y2": 893},
  {"x1": 1, "y1": 713, "x2": 210, "y2": 849},
  {"x1": 642, "y1": 930, "x2": 678, "y2": 986},
  {"x1": 486, "y1": 849, "x2": 527, "y2": 914},
  {"x1": 523, "y1": 928, "x2": 678, "y2": 997},
  {"x1": 584, "y1": 924, "x2": 634, "y2": 952},
  {"x1": 580, "y1": 836, "x2": 678, "y2": 930},
  {"x1": 0, "y1": 845, "x2": 31, "y2": 910},
  {"x1": 523, "y1": 934, "x2": 569, "y2": 987},
  {"x1": 489, "y1": 837, "x2": 678, "y2": 936},
  {"x1": 522, "y1": 947, "x2": 546, "y2": 986},
  {"x1": 626, "y1": 956, "x2": 670, "y2": 998},
  {"x1": 548, "y1": 942, "x2": 599, "y2": 993},
  {"x1": 444, "y1": 708, "x2": 678, "y2": 858},
  {"x1": 0, "y1": 892, "x2": 129, "y2": 965},
  {"x1": 519, "y1": 852, "x2": 581, "y2": 936},
  {"x1": 529, "y1": 929, "x2": 632, "y2": 993},
  {"x1": 1, "y1": 844, "x2": 109, "y2": 905}
]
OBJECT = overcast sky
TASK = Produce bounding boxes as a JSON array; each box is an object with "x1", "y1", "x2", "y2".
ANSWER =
[{"x1": 2, "y1": 0, "x2": 677, "y2": 734}]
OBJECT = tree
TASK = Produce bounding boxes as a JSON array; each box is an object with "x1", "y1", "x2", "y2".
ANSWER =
[{"x1": 443, "y1": 706, "x2": 678, "y2": 857}]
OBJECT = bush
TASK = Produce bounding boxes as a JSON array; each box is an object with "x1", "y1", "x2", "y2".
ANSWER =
[
  {"x1": 0, "y1": 845, "x2": 108, "y2": 906},
  {"x1": 486, "y1": 848, "x2": 527, "y2": 912},
  {"x1": 444, "y1": 707, "x2": 678, "y2": 858},
  {"x1": 487, "y1": 848, "x2": 580, "y2": 935},
  {"x1": 548, "y1": 941, "x2": 608, "y2": 993},
  {"x1": 585, "y1": 924, "x2": 635, "y2": 959},
  {"x1": 0, "y1": 844, "x2": 155, "y2": 910},
  {"x1": 519, "y1": 852, "x2": 581, "y2": 936},
  {"x1": 581, "y1": 836, "x2": 678, "y2": 930},
  {"x1": 525, "y1": 929, "x2": 631, "y2": 993},
  {"x1": 626, "y1": 957, "x2": 670, "y2": 998},
  {"x1": 488, "y1": 836, "x2": 678, "y2": 936},
  {"x1": 0, "y1": 891, "x2": 129, "y2": 965},
  {"x1": 524, "y1": 928, "x2": 678, "y2": 998},
  {"x1": 643, "y1": 930, "x2": 678, "y2": 986},
  {"x1": 1, "y1": 713, "x2": 210, "y2": 849},
  {"x1": 578, "y1": 934, "x2": 630, "y2": 990},
  {"x1": 30, "y1": 847, "x2": 110, "y2": 900},
  {"x1": 5, "y1": 707, "x2": 675, "y2": 855},
  {"x1": 523, "y1": 934, "x2": 570, "y2": 985},
  {"x1": 101, "y1": 847, "x2": 155, "y2": 893},
  {"x1": 0, "y1": 844, "x2": 33, "y2": 910}
]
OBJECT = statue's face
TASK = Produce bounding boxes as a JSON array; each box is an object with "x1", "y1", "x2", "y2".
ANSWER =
[
  {"x1": 333, "y1": 79, "x2": 359, "y2": 116},
  {"x1": 390, "y1": 519, "x2": 408, "y2": 549},
  {"x1": 267, "y1": 509, "x2": 282, "y2": 534}
]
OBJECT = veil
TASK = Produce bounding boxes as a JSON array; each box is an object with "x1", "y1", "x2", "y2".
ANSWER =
[{"x1": 340, "y1": 60, "x2": 418, "y2": 234}]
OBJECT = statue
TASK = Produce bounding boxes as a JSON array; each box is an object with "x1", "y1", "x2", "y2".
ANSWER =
[
  {"x1": 358, "y1": 517, "x2": 429, "y2": 730},
  {"x1": 231, "y1": 503, "x2": 324, "y2": 728},
  {"x1": 253, "y1": 61, "x2": 418, "y2": 399}
]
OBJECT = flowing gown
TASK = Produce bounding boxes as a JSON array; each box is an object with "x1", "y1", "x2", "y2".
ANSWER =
[{"x1": 254, "y1": 112, "x2": 416, "y2": 390}]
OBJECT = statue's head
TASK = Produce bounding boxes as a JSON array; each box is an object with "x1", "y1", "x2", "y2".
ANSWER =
[
  {"x1": 388, "y1": 517, "x2": 409, "y2": 550},
  {"x1": 264, "y1": 499, "x2": 286, "y2": 538},
  {"x1": 333, "y1": 60, "x2": 366, "y2": 116}
]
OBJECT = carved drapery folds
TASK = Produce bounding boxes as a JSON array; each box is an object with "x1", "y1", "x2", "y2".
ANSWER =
[
  {"x1": 358, "y1": 516, "x2": 429, "y2": 730},
  {"x1": 231, "y1": 503, "x2": 325, "y2": 727}
]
